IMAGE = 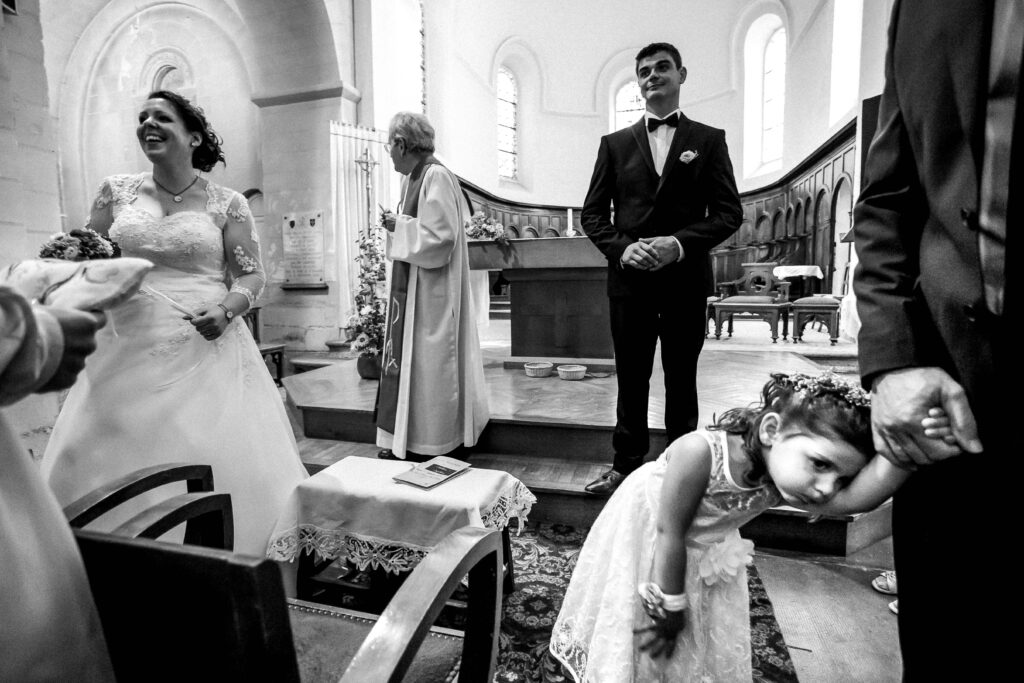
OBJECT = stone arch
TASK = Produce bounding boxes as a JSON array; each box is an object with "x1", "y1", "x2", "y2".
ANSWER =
[
  {"x1": 831, "y1": 173, "x2": 855, "y2": 295},
  {"x1": 813, "y1": 188, "x2": 833, "y2": 290},
  {"x1": 52, "y1": 0, "x2": 343, "y2": 228}
]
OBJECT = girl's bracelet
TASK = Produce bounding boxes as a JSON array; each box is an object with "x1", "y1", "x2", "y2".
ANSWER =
[{"x1": 638, "y1": 582, "x2": 689, "y2": 618}]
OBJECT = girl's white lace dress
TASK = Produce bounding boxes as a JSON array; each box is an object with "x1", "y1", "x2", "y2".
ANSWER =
[
  {"x1": 42, "y1": 174, "x2": 308, "y2": 556},
  {"x1": 550, "y1": 429, "x2": 781, "y2": 682}
]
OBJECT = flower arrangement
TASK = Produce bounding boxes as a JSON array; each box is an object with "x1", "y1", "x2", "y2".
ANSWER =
[
  {"x1": 345, "y1": 216, "x2": 389, "y2": 358},
  {"x1": 465, "y1": 211, "x2": 509, "y2": 245},
  {"x1": 39, "y1": 228, "x2": 120, "y2": 260}
]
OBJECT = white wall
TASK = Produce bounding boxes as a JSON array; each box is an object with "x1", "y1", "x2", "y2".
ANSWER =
[
  {"x1": 425, "y1": 0, "x2": 890, "y2": 202},
  {"x1": 1, "y1": 0, "x2": 62, "y2": 265},
  {"x1": 0, "y1": 0, "x2": 64, "y2": 456}
]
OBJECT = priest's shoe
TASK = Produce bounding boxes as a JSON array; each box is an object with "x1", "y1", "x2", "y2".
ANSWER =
[{"x1": 584, "y1": 469, "x2": 625, "y2": 496}]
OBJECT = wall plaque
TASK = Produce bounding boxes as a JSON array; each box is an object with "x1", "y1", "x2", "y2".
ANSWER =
[{"x1": 281, "y1": 210, "x2": 327, "y2": 288}]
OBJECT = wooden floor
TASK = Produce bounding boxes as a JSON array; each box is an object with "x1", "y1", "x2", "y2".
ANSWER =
[{"x1": 283, "y1": 319, "x2": 899, "y2": 681}]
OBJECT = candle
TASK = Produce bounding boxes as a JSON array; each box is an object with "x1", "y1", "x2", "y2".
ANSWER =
[{"x1": 566, "y1": 208, "x2": 574, "y2": 236}]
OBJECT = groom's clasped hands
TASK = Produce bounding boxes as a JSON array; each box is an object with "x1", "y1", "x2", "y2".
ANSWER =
[{"x1": 620, "y1": 236, "x2": 682, "y2": 271}]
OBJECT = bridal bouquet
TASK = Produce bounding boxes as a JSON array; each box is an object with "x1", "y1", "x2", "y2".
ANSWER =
[
  {"x1": 345, "y1": 227, "x2": 388, "y2": 358},
  {"x1": 465, "y1": 211, "x2": 509, "y2": 245},
  {"x1": 39, "y1": 228, "x2": 120, "y2": 260}
]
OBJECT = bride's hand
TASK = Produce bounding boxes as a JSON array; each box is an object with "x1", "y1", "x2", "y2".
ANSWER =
[{"x1": 190, "y1": 307, "x2": 229, "y2": 341}]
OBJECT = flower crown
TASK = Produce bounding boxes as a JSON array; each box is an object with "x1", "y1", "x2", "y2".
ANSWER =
[{"x1": 773, "y1": 372, "x2": 870, "y2": 409}]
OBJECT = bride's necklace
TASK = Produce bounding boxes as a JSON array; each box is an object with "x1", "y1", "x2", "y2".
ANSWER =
[{"x1": 152, "y1": 174, "x2": 199, "y2": 203}]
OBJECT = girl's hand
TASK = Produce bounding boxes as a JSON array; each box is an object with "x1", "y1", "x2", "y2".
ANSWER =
[
  {"x1": 635, "y1": 609, "x2": 687, "y2": 659},
  {"x1": 921, "y1": 407, "x2": 958, "y2": 446},
  {"x1": 189, "y1": 307, "x2": 229, "y2": 341}
]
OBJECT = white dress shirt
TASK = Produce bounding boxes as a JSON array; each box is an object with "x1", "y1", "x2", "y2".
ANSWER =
[
  {"x1": 645, "y1": 108, "x2": 681, "y2": 176},
  {"x1": 632, "y1": 108, "x2": 684, "y2": 264}
]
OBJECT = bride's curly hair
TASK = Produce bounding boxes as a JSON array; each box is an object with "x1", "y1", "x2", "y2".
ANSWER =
[
  {"x1": 711, "y1": 372, "x2": 873, "y2": 483},
  {"x1": 148, "y1": 90, "x2": 225, "y2": 172}
]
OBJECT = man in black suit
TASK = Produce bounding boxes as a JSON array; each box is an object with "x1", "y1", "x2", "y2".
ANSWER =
[
  {"x1": 854, "y1": 2, "x2": 1016, "y2": 678},
  {"x1": 581, "y1": 42, "x2": 741, "y2": 495}
]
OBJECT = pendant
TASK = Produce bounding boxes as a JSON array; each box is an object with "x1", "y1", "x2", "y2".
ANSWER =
[{"x1": 173, "y1": 196, "x2": 183, "y2": 203}]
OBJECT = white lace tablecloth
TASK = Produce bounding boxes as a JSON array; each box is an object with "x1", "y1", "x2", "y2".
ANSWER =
[
  {"x1": 773, "y1": 265, "x2": 824, "y2": 279},
  {"x1": 266, "y1": 456, "x2": 536, "y2": 574}
]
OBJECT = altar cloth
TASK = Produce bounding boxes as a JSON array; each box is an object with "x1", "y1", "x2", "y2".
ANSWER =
[
  {"x1": 772, "y1": 265, "x2": 824, "y2": 279},
  {"x1": 266, "y1": 456, "x2": 536, "y2": 574}
]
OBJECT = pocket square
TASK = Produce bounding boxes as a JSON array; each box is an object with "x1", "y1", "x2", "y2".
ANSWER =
[{"x1": 679, "y1": 150, "x2": 699, "y2": 164}]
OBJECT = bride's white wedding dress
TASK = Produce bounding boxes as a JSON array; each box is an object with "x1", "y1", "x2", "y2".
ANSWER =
[{"x1": 42, "y1": 174, "x2": 307, "y2": 556}]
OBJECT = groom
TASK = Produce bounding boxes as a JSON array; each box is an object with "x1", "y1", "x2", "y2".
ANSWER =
[{"x1": 581, "y1": 42, "x2": 742, "y2": 495}]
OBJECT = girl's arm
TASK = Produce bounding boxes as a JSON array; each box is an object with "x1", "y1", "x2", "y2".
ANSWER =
[
  {"x1": 638, "y1": 432, "x2": 712, "y2": 659},
  {"x1": 803, "y1": 455, "x2": 910, "y2": 517},
  {"x1": 651, "y1": 432, "x2": 713, "y2": 593}
]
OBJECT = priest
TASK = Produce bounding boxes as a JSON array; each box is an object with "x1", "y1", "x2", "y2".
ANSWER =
[{"x1": 375, "y1": 112, "x2": 489, "y2": 461}]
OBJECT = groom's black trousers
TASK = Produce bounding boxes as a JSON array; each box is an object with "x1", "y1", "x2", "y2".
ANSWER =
[{"x1": 609, "y1": 293, "x2": 707, "y2": 475}]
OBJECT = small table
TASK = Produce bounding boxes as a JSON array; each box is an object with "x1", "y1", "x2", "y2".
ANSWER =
[{"x1": 267, "y1": 456, "x2": 536, "y2": 594}]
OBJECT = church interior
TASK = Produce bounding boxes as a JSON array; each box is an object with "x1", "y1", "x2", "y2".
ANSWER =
[{"x1": 2, "y1": 0, "x2": 904, "y2": 680}]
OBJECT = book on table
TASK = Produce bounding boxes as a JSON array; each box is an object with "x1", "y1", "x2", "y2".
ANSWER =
[{"x1": 392, "y1": 456, "x2": 471, "y2": 489}]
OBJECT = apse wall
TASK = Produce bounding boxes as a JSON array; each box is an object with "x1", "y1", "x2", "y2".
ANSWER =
[{"x1": 424, "y1": 0, "x2": 893, "y2": 204}]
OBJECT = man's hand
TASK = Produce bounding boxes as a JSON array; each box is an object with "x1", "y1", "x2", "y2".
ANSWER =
[
  {"x1": 871, "y1": 367, "x2": 983, "y2": 468},
  {"x1": 39, "y1": 308, "x2": 106, "y2": 392},
  {"x1": 620, "y1": 240, "x2": 662, "y2": 270},
  {"x1": 639, "y1": 236, "x2": 682, "y2": 268}
]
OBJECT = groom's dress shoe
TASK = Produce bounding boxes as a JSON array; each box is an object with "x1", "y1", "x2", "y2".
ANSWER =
[{"x1": 584, "y1": 469, "x2": 625, "y2": 496}]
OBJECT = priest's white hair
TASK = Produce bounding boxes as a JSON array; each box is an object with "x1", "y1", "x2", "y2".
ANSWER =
[{"x1": 388, "y1": 111, "x2": 436, "y2": 153}]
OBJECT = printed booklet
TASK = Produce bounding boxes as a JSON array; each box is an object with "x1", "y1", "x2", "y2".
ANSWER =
[{"x1": 392, "y1": 455, "x2": 471, "y2": 489}]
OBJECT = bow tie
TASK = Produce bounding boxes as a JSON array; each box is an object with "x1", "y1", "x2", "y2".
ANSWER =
[{"x1": 647, "y1": 113, "x2": 679, "y2": 132}]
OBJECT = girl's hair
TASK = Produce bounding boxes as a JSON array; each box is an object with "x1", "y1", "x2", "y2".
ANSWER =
[
  {"x1": 146, "y1": 90, "x2": 225, "y2": 172},
  {"x1": 712, "y1": 372, "x2": 873, "y2": 481}
]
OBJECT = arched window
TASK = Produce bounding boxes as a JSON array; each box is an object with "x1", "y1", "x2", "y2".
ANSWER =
[
  {"x1": 830, "y1": 0, "x2": 863, "y2": 124},
  {"x1": 761, "y1": 27, "x2": 786, "y2": 165},
  {"x1": 743, "y1": 14, "x2": 786, "y2": 177},
  {"x1": 496, "y1": 67, "x2": 518, "y2": 180},
  {"x1": 613, "y1": 81, "x2": 644, "y2": 132}
]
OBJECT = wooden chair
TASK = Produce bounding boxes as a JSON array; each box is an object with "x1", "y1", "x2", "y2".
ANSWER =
[
  {"x1": 74, "y1": 525, "x2": 502, "y2": 682},
  {"x1": 710, "y1": 262, "x2": 792, "y2": 343},
  {"x1": 64, "y1": 462, "x2": 234, "y2": 550},
  {"x1": 64, "y1": 463, "x2": 502, "y2": 682}
]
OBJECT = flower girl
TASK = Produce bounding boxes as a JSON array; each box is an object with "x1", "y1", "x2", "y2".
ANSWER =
[{"x1": 550, "y1": 372, "x2": 934, "y2": 682}]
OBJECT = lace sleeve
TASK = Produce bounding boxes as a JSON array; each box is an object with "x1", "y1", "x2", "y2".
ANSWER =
[
  {"x1": 85, "y1": 178, "x2": 114, "y2": 236},
  {"x1": 222, "y1": 192, "x2": 265, "y2": 306}
]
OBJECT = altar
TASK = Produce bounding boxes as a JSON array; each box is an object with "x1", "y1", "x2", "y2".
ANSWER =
[{"x1": 468, "y1": 237, "x2": 612, "y2": 361}]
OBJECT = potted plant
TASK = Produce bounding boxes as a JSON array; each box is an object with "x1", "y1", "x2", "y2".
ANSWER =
[{"x1": 346, "y1": 225, "x2": 387, "y2": 379}]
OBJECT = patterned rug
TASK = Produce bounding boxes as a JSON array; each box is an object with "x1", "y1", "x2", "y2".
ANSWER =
[
  {"x1": 495, "y1": 523, "x2": 798, "y2": 683},
  {"x1": 315, "y1": 522, "x2": 797, "y2": 682}
]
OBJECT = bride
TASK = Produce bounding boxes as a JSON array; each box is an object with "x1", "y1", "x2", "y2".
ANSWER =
[{"x1": 42, "y1": 90, "x2": 307, "y2": 556}]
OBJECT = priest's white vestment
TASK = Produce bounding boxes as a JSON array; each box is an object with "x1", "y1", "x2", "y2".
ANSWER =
[{"x1": 376, "y1": 162, "x2": 489, "y2": 458}]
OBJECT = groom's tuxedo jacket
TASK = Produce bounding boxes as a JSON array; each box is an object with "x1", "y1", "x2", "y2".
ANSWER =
[{"x1": 581, "y1": 114, "x2": 742, "y2": 299}]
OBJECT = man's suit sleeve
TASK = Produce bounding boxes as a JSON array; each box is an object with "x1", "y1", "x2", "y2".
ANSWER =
[
  {"x1": 852, "y1": 0, "x2": 929, "y2": 388},
  {"x1": 581, "y1": 136, "x2": 632, "y2": 264},
  {"x1": 672, "y1": 130, "x2": 742, "y2": 255}
]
